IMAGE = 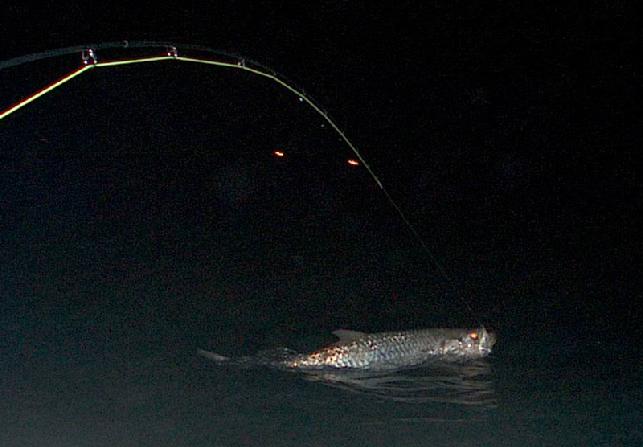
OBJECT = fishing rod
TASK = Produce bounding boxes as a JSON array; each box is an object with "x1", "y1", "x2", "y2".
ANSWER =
[{"x1": 1, "y1": 41, "x2": 481, "y2": 324}]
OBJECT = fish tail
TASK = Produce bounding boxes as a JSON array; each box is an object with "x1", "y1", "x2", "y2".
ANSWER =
[{"x1": 197, "y1": 348, "x2": 230, "y2": 362}]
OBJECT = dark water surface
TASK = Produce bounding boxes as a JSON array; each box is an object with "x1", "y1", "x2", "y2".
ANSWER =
[
  {"x1": 2, "y1": 319, "x2": 639, "y2": 446},
  {"x1": 2, "y1": 61, "x2": 640, "y2": 446}
]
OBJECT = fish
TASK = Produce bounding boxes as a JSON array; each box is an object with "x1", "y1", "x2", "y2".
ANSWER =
[{"x1": 198, "y1": 327, "x2": 496, "y2": 371}]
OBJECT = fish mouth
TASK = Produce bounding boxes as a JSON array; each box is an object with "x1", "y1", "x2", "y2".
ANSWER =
[
  {"x1": 479, "y1": 329, "x2": 497, "y2": 355},
  {"x1": 479, "y1": 346, "x2": 493, "y2": 356}
]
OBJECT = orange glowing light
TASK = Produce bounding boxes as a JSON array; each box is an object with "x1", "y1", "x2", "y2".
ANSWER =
[
  {"x1": 347, "y1": 159, "x2": 359, "y2": 166},
  {"x1": 273, "y1": 150, "x2": 285, "y2": 157}
]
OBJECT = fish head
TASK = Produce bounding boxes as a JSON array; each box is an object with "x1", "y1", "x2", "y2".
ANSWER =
[{"x1": 459, "y1": 327, "x2": 496, "y2": 357}]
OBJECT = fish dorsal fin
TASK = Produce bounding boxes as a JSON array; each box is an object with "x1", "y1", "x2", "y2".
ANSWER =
[{"x1": 332, "y1": 329, "x2": 368, "y2": 342}]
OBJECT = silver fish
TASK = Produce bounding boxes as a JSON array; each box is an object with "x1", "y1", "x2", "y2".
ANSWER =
[{"x1": 198, "y1": 327, "x2": 496, "y2": 371}]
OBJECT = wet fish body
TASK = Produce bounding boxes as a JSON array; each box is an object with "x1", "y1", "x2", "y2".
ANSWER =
[
  {"x1": 199, "y1": 327, "x2": 496, "y2": 371},
  {"x1": 283, "y1": 327, "x2": 495, "y2": 370}
]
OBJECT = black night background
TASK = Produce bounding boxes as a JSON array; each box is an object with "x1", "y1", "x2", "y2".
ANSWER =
[{"x1": 1, "y1": 2, "x2": 640, "y2": 446}]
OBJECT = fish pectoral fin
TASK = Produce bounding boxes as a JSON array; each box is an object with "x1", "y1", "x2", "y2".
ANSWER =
[
  {"x1": 197, "y1": 348, "x2": 229, "y2": 362},
  {"x1": 332, "y1": 329, "x2": 368, "y2": 342}
]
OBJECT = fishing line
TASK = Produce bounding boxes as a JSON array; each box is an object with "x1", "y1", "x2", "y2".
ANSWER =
[{"x1": 0, "y1": 42, "x2": 479, "y2": 323}]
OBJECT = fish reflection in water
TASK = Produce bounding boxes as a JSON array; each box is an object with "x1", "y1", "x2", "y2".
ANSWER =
[{"x1": 298, "y1": 359, "x2": 495, "y2": 406}]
